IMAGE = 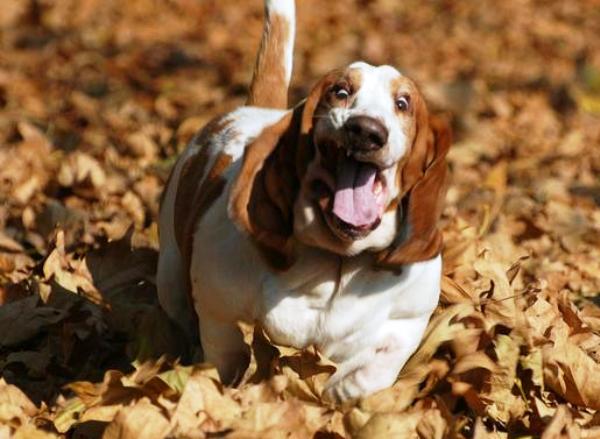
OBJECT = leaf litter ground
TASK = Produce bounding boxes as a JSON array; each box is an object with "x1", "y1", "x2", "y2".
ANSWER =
[{"x1": 1, "y1": 0, "x2": 600, "y2": 437}]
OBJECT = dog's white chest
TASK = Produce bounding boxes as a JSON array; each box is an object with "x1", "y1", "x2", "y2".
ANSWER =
[{"x1": 259, "y1": 251, "x2": 437, "y2": 361}]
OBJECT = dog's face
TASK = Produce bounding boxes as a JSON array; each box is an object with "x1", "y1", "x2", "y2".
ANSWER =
[
  {"x1": 294, "y1": 62, "x2": 428, "y2": 256},
  {"x1": 231, "y1": 61, "x2": 450, "y2": 269}
]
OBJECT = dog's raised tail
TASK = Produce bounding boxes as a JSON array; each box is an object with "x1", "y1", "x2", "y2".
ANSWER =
[{"x1": 247, "y1": 0, "x2": 295, "y2": 109}]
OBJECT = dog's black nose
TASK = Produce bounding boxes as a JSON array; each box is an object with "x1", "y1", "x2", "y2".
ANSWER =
[{"x1": 345, "y1": 116, "x2": 389, "y2": 151}]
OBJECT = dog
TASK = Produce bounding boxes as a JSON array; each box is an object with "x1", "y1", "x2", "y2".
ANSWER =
[{"x1": 157, "y1": 0, "x2": 451, "y2": 402}]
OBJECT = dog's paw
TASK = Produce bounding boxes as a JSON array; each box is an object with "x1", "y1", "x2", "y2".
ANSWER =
[
  {"x1": 322, "y1": 360, "x2": 401, "y2": 404},
  {"x1": 322, "y1": 371, "x2": 366, "y2": 404}
]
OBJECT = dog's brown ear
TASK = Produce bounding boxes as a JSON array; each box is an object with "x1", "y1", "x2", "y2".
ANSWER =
[
  {"x1": 375, "y1": 103, "x2": 451, "y2": 271},
  {"x1": 229, "y1": 111, "x2": 300, "y2": 270},
  {"x1": 230, "y1": 72, "x2": 339, "y2": 270}
]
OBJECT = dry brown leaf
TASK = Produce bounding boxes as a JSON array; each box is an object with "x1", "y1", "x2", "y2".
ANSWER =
[
  {"x1": 102, "y1": 398, "x2": 171, "y2": 439},
  {"x1": 523, "y1": 297, "x2": 561, "y2": 344},
  {"x1": 472, "y1": 417, "x2": 508, "y2": 439},
  {"x1": 580, "y1": 304, "x2": 600, "y2": 332},
  {"x1": 451, "y1": 351, "x2": 497, "y2": 375},
  {"x1": 449, "y1": 327, "x2": 484, "y2": 359},
  {"x1": 520, "y1": 348, "x2": 544, "y2": 392},
  {"x1": 11, "y1": 425, "x2": 59, "y2": 439},
  {"x1": 228, "y1": 400, "x2": 327, "y2": 439},
  {"x1": 0, "y1": 424, "x2": 11, "y2": 438},
  {"x1": 441, "y1": 275, "x2": 474, "y2": 305},
  {"x1": 541, "y1": 405, "x2": 579, "y2": 439},
  {"x1": 355, "y1": 411, "x2": 423, "y2": 439},
  {"x1": 543, "y1": 336, "x2": 600, "y2": 410},
  {"x1": 238, "y1": 322, "x2": 278, "y2": 385},
  {"x1": 479, "y1": 160, "x2": 508, "y2": 235},
  {"x1": 474, "y1": 257, "x2": 517, "y2": 327},
  {"x1": 415, "y1": 404, "x2": 449, "y2": 439},
  {"x1": 276, "y1": 347, "x2": 336, "y2": 403},
  {"x1": 183, "y1": 372, "x2": 241, "y2": 432},
  {"x1": 57, "y1": 152, "x2": 106, "y2": 190},
  {"x1": 0, "y1": 379, "x2": 38, "y2": 427},
  {"x1": 486, "y1": 334, "x2": 525, "y2": 424},
  {"x1": 355, "y1": 401, "x2": 449, "y2": 439},
  {"x1": 125, "y1": 131, "x2": 158, "y2": 163},
  {"x1": 0, "y1": 295, "x2": 66, "y2": 348}
]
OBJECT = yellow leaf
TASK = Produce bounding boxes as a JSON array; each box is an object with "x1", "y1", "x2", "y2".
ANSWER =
[
  {"x1": 52, "y1": 398, "x2": 87, "y2": 434},
  {"x1": 158, "y1": 365, "x2": 193, "y2": 394}
]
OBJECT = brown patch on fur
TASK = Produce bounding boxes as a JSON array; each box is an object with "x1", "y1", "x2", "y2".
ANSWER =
[
  {"x1": 301, "y1": 71, "x2": 342, "y2": 135},
  {"x1": 172, "y1": 117, "x2": 230, "y2": 252},
  {"x1": 158, "y1": 118, "x2": 229, "y2": 209},
  {"x1": 175, "y1": 151, "x2": 232, "y2": 278},
  {"x1": 346, "y1": 68, "x2": 363, "y2": 94},
  {"x1": 317, "y1": 68, "x2": 362, "y2": 113},
  {"x1": 247, "y1": 13, "x2": 290, "y2": 109},
  {"x1": 390, "y1": 76, "x2": 417, "y2": 99},
  {"x1": 311, "y1": 69, "x2": 363, "y2": 180},
  {"x1": 230, "y1": 111, "x2": 299, "y2": 270},
  {"x1": 385, "y1": 198, "x2": 399, "y2": 213},
  {"x1": 168, "y1": 117, "x2": 234, "y2": 318},
  {"x1": 174, "y1": 149, "x2": 209, "y2": 257}
]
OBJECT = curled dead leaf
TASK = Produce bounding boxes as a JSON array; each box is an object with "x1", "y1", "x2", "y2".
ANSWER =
[{"x1": 543, "y1": 337, "x2": 600, "y2": 410}]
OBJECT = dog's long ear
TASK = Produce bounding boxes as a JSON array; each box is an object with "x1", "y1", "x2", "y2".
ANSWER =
[
  {"x1": 230, "y1": 75, "x2": 336, "y2": 269},
  {"x1": 375, "y1": 100, "x2": 451, "y2": 270},
  {"x1": 229, "y1": 111, "x2": 299, "y2": 270}
]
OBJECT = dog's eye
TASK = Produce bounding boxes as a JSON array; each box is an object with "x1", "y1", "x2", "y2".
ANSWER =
[
  {"x1": 333, "y1": 86, "x2": 350, "y2": 100},
  {"x1": 395, "y1": 95, "x2": 410, "y2": 112}
]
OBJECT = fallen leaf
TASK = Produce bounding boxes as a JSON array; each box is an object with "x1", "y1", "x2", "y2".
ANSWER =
[
  {"x1": 543, "y1": 336, "x2": 600, "y2": 410},
  {"x1": 0, "y1": 295, "x2": 66, "y2": 348},
  {"x1": 102, "y1": 398, "x2": 171, "y2": 439}
]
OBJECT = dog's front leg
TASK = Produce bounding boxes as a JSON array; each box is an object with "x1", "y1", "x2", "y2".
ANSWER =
[{"x1": 323, "y1": 316, "x2": 429, "y2": 403}]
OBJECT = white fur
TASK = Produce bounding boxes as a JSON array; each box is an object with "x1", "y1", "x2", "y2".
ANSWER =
[{"x1": 158, "y1": 100, "x2": 442, "y2": 401}]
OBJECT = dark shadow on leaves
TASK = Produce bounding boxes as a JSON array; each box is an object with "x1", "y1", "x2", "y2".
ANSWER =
[{"x1": 0, "y1": 232, "x2": 190, "y2": 406}]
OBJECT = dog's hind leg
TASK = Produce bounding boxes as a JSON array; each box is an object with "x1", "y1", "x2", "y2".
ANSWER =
[
  {"x1": 247, "y1": 0, "x2": 296, "y2": 109},
  {"x1": 156, "y1": 148, "x2": 201, "y2": 350}
]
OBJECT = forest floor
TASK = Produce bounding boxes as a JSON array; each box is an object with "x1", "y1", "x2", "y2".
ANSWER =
[{"x1": 1, "y1": 0, "x2": 600, "y2": 437}]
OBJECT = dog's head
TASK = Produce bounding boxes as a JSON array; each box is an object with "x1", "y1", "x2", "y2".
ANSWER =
[{"x1": 230, "y1": 62, "x2": 451, "y2": 270}]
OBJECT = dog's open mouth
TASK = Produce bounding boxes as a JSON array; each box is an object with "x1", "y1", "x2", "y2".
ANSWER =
[{"x1": 312, "y1": 150, "x2": 388, "y2": 241}]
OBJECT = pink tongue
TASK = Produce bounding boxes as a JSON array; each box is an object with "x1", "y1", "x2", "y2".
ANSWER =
[{"x1": 332, "y1": 158, "x2": 380, "y2": 227}]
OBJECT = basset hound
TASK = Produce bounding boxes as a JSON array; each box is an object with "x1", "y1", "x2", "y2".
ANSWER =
[{"x1": 157, "y1": 0, "x2": 451, "y2": 402}]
